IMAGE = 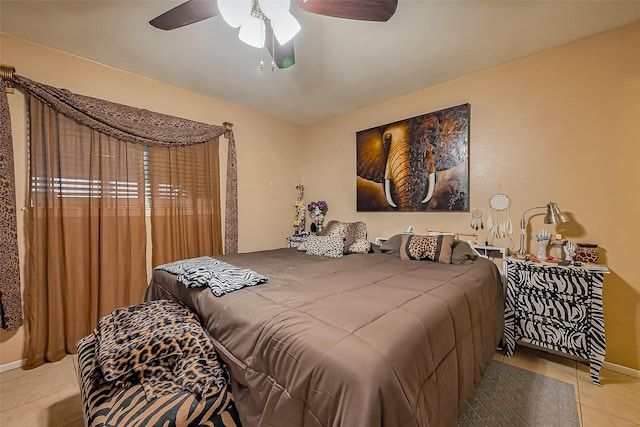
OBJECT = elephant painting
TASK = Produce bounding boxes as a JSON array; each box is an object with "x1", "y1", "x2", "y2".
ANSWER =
[{"x1": 356, "y1": 103, "x2": 469, "y2": 212}]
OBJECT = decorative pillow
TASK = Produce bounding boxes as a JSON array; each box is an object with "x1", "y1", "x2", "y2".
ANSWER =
[
  {"x1": 296, "y1": 241, "x2": 307, "y2": 251},
  {"x1": 305, "y1": 235, "x2": 344, "y2": 258},
  {"x1": 452, "y1": 239, "x2": 478, "y2": 264},
  {"x1": 347, "y1": 221, "x2": 371, "y2": 254},
  {"x1": 320, "y1": 220, "x2": 371, "y2": 254},
  {"x1": 399, "y1": 234, "x2": 454, "y2": 264},
  {"x1": 379, "y1": 234, "x2": 403, "y2": 255}
]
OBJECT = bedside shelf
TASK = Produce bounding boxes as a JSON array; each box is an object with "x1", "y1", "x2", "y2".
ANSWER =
[
  {"x1": 286, "y1": 233, "x2": 309, "y2": 248},
  {"x1": 471, "y1": 244, "x2": 508, "y2": 274}
]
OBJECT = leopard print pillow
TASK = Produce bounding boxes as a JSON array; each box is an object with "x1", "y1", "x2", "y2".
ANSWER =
[
  {"x1": 305, "y1": 234, "x2": 344, "y2": 258},
  {"x1": 399, "y1": 234, "x2": 454, "y2": 264},
  {"x1": 320, "y1": 220, "x2": 371, "y2": 254}
]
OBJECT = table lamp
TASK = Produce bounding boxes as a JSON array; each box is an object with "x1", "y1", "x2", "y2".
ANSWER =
[{"x1": 518, "y1": 202, "x2": 568, "y2": 257}]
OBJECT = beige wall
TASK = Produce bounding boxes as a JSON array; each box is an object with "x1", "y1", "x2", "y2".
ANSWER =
[
  {"x1": 0, "y1": 34, "x2": 303, "y2": 365},
  {"x1": 2, "y1": 22, "x2": 639, "y2": 371},
  {"x1": 301, "y1": 22, "x2": 640, "y2": 370}
]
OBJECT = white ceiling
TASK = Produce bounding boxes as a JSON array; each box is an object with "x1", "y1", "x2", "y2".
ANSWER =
[{"x1": 2, "y1": 1, "x2": 640, "y2": 125}]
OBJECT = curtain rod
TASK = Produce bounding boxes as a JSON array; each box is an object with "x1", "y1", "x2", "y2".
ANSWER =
[
  {"x1": 223, "y1": 121, "x2": 233, "y2": 138},
  {"x1": 0, "y1": 64, "x2": 16, "y2": 93}
]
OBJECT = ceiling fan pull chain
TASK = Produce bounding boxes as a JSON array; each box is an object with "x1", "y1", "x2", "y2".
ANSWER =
[
  {"x1": 259, "y1": 22, "x2": 265, "y2": 72},
  {"x1": 271, "y1": 27, "x2": 276, "y2": 71}
]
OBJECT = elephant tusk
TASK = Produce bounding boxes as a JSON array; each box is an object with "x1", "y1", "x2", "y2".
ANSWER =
[
  {"x1": 421, "y1": 173, "x2": 436, "y2": 204},
  {"x1": 384, "y1": 179, "x2": 397, "y2": 208}
]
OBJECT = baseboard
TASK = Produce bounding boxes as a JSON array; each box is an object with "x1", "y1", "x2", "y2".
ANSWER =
[
  {"x1": 0, "y1": 358, "x2": 25, "y2": 373},
  {"x1": 517, "y1": 341, "x2": 640, "y2": 379},
  {"x1": 2, "y1": 355, "x2": 637, "y2": 378},
  {"x1": 603, "y1": 361, "x2": 640, "y2": 379}
]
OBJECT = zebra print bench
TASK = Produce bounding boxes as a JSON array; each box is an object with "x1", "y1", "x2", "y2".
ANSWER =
[{"x1": 76, "y1": 301, "x2": 243, "y2": 427}]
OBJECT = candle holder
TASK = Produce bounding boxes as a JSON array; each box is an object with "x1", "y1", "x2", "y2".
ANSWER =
[{"x1": 550, "y1": 238, "x2": 567, "y2": 259}]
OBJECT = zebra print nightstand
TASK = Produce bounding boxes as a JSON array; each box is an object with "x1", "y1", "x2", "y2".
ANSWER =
[{"x1": 503, "y1": 258, "x2": 609, "y2": 386}]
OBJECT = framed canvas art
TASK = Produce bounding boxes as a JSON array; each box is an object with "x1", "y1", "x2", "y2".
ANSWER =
[{"x1": 356, "y1": 103, "x2": 469, "y2": 212}]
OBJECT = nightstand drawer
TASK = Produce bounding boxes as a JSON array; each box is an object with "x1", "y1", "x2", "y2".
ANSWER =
[
  {"x1": 517, "y1": 318, "x2": 588, "y2": 353},
  {"x1": 516, "y1": 292, "x2": 588, "y2": 324},
  {"x1": 512, "y1": 268, "x2": 591, "y2": 297}
]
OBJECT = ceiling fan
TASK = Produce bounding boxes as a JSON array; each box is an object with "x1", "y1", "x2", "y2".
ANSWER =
[{"x1": 149, "y1": 0, "x2": 398, "y2": 69}]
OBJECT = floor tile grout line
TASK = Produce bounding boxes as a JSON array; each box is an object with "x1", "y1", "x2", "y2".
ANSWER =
[
  {"x1": 579, "y1": 401, "x2": 639, "y2": 425},
  {"x1": 0, "y1": 382, "x2": 82, "y2": 419},
  {"x1": 581, "y1": 404, "x2": 640, "y2": 425},
  {"x1": 0, "y1": 372, "x2": 80, "y2": 414},
  {"x1": 575, "y1": 366, "x2": 584, "y2": 427}
]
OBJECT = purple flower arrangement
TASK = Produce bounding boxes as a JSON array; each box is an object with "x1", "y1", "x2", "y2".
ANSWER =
[
  {"x1": 307, "y1": 200, "x2": 328, "y2": 215},
  {"x1": 307, "y1": 200, "x2": 328, "y2": 232}
]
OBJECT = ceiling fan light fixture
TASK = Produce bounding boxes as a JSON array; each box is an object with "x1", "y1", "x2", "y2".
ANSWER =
[
  {"x1": 218, "y1": 0, "x2": 252, "y2": 28},
  {"x1": 239, "y1": 15, "x2": 266, "y2": 48},
  {"x1": 272, "y1": 13, "x2": 300, "y2": 45},
  {"x1": 258, "y1": 0, "x2": 291, "y2": 20}
]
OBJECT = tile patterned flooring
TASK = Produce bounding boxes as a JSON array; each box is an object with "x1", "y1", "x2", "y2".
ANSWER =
[{"x1": 1, "y1": 345, "x2": 639, "y2": 426}]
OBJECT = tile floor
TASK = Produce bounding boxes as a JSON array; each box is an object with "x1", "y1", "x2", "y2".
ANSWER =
[{"x1": 1, "y1": 345, "x2": 639, "y2": 426}]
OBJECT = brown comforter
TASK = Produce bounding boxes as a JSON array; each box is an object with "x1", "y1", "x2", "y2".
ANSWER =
[{"x1": 145, "y1": 247, "x2": 504, "y2": 427}]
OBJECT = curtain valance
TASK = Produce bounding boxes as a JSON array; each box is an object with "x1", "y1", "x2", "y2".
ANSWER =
[{"x1": 14, "y1": 75, "x2": 227, "y2": 146}]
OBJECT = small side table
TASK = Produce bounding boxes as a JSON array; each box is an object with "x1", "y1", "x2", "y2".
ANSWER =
[
  {"x1": 287, "y1": 233, "x2": 309, "y2": 248},
  {"x1": 504, "y1": 258, "x2": 609, "y2": 385},
  {"x1": 375, "y1": 237, "x2": 389, "y2": 246},
  {"x1": 471, "y1": 244, "x2": 508, "y2": 275}
]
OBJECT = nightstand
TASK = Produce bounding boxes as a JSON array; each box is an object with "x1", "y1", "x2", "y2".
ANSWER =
[
  {"x1": 504, "y1": 258, "x2": 609, "y2": 385},
  {"x1": 471, "y1": 244, "x2": 508, "y2": 275},
  {"x1": 287, "y1": 233, "x2": 309, "y2": 248}
]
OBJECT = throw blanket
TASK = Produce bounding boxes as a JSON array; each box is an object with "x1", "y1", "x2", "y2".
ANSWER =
[
  {"x1": 95, "y1": 300, "x2": 228, "y2": 401},
  {"x1": 156, "y1": 256, "x2": 269, "y2": 296}
]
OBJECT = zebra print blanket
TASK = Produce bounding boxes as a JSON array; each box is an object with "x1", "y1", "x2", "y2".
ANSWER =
[{"x1": 155, "y1": 256, "x2": 269, "y2": 297}]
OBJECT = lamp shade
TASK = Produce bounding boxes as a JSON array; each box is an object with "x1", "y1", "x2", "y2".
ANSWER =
[{"x1": 544, "y1": 202, "x2": 569, "y2": 224}]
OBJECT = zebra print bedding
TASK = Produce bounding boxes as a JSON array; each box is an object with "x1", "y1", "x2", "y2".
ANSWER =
[{"x1": 155, "y1": 256, "x2": 269, "y2": 296}]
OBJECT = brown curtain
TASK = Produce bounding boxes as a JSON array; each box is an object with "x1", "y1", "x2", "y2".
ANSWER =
[
  {"x1": 13, "y1": 75, "x2": 238, "y2": 254},
  {"x1": 24, "y1": 96, "x2": 148, "y2": 368},
  {"x1": 224, "y1": 131, "x2": 238, "y2": 254},
  {"x1": 5, "y1": 74, "x2": 238, "y2": 367},
  {"x1": 149, "y1": 141, "x2": 223, "y2": 266},
  {"x1": 0, "y1": 81, "x2": 23, "y2": 330}
]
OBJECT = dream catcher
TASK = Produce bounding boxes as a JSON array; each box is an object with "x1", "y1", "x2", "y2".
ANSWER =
[
  {"x1": 470, "y1": 208, "x2": 483, "y2": 231},
  {"x1": 487, "y1": 193, "x2": 513, "y2": 239}
]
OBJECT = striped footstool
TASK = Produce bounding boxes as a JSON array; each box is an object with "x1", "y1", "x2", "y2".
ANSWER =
[{"x1": 76, "y1": 302, "x2": 243, "y2": 427}]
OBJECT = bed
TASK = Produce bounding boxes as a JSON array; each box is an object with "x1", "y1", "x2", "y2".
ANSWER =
[{"x1": 145, "y1": 236, "x2": 504, "y2": 427}]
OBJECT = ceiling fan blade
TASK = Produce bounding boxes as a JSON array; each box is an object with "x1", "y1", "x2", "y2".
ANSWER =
[
  {"x1": 294, "y1": 0, "x2": 398, "y2": 22},
  {"x1": 266, "y1": 22, "x2": 296, "y2": 69},
  {"x1": 149, "y1": 0, "x2": 220, "y2": 30}
]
